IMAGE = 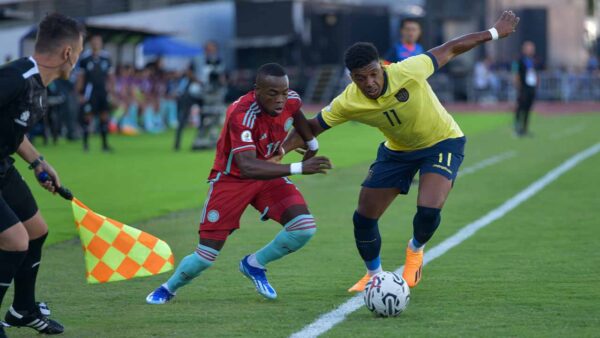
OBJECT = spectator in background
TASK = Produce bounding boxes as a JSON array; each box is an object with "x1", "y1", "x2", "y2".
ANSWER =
[
  {"x1": 77, "y1": 35, "x2": 115, "y2": 151},
  {"x1": 174, "y1": 63, "x2": 203, "y2": 151},
  {"x1": 513, "y1": 41, "x2": 538, "y2": 137},
  {"x1": 384, "y1": 18, "x2": 423, "y2": 63},
  {"x1": 473, "y1": 55, "x2": 499, "y2": 103}
]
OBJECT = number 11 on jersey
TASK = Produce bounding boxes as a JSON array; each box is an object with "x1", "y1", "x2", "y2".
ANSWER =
[{"x1": 383, "y1": 109, "x2": 401, "y2": 126}]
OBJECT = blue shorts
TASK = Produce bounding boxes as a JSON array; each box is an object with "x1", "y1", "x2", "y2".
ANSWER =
[{"x1": 362, "y1": 137, "x2": 466, "y2": 194}]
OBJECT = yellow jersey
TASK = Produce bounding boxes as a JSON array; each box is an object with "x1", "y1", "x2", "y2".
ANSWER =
[{"x1": 318, "y1": 53, "x2": 463, "y2": 151}]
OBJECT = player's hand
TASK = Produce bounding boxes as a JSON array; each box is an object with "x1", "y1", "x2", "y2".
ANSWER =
[
  {"x1": 267, "y1": 146, "x2": 286, "y2": 163},
  {"x1": 302, "y1": 156, "x2": 332, "y2": 175},
  {"x1": 34, "y1": 162, "x2": 61, "y2": 193},
  {"x1": 493, "y1": 10, "x2": 520, "y2": 38},
  {"x1": 302, "y1": 149, "x2": 318, "y2": 161}
]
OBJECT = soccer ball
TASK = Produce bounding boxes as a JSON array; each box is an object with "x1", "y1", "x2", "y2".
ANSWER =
[{"x1": 363, "y1": 271, "x2": 410, "y2": 317}]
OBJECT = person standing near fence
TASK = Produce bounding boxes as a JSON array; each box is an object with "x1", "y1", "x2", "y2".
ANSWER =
[
  {"x1": 77, "y1": 35, "x2": 114, "y2": 151},
  {"x1": 513, "y1": 41, "x2": 537, "y2": 137}
]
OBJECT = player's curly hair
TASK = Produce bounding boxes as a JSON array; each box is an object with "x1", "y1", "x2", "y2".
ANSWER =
[
  {"x1": 256, "y1": 63, "x2": 287, "y2": 78},
  {"x1": 344, "y1": 42, "x2": 379, "y2": 71}
]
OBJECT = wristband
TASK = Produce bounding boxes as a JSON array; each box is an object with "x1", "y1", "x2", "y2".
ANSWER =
[
  {"x1": 306, "y1": 138, "x2": 319, "y2": 151},
  {"x1": 28, "y1": 156, "x2": 45, "y2": 170},
  {"x1": 488, "y1": 27, "x2": 499, "y2": 41},
  {"x1": 290, "y1": 162, "x2": 303, "y2": 175}
]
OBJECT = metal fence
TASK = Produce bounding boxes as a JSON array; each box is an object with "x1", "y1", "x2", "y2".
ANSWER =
[{"x1": 431, "y1": 71, "x2": 600, "y2": 103}]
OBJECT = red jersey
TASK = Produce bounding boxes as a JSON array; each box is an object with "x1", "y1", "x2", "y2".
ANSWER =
[{"x1": 210, "y1": 90, "x2": 302, "y2": 179}]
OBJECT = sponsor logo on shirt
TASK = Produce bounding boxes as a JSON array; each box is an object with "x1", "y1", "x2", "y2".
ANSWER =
[{"x1": 14, "y1": 111, "x2": 30, "y2": 126}]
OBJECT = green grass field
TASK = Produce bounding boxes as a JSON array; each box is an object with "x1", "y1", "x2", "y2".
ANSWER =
[{"x1": 3, "y1": 112, "x2": 600, "y2": 337}]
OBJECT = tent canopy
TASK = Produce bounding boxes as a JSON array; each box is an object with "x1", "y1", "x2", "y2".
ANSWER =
[{"x1": 142, "y1": 36, "x2": 202, "y2": 57}]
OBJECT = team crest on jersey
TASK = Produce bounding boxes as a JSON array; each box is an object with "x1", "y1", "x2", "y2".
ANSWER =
[
  {"x1": 241, "y1": 130, "x2": 253, "y2": 142},
  {"x1": 207, "y1": 210, "x2": 220, "y2": 223},
  {"x1": 395, "y1": 88, "x2": 409, "y2": 102},
  {"x1": 284, "y1": 117, "x2": 294, "y2": 132}
]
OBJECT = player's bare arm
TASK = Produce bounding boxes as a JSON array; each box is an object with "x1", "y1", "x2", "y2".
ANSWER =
[
  {"x1": 234, "y1": 150, "x2": 332, "y2": 180},
  {"x1": 429, "y1": 10, "x2": 520, "y2": 68},
  {"x1": 292, "y1": 110, "x2": 319, "y2": 160},
  {"x1": 282, "y1": 117, "x2": 327, "y2": 155}
]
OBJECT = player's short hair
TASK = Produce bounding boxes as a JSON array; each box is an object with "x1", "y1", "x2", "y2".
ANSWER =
[
  {"x1": 256, "y1": 63, "x2": 287, "y2": 79},
  {"x1": 400, "y1": 18, "x2": 421, "y2": 29},
  {"x1": 35, "y1": 12, "x2": 85, "y2": 53},
  {"x1": 344, "y1": 42, "x2": 379, "y2": 71}
]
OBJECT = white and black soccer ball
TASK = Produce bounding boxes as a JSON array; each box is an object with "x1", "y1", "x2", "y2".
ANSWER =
[{"x1": 363, "y1": 271, "x2": 410, "y2": 317}]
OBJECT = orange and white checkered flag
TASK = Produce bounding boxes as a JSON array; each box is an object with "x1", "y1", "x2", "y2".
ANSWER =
[{"x1": 70, "y1": 198, "x2": 175, "y2": 284}]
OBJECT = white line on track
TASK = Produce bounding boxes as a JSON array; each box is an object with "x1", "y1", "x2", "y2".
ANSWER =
[
  {"x1": 291, "y1": 142, "x2": 600, "y2": 338},
  {"x1": 458, "y1": 151, "x2": 517, "y2": 177}
]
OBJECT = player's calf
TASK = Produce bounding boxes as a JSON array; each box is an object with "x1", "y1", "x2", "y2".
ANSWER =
[
  {"x1": 353, "y1": 211, "x2": 382, "y2": 276},
  {"x1": 411, "y1": 206, "x2": 441, "y2": 249},
  {"x1": 254, "y1": 214, "x2": 317, "y2": 266}
]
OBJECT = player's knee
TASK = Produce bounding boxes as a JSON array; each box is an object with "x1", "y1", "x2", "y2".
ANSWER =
[
  {"x1": 413, "y1": 206, "x2": 441, "y2": 244},
  {"x1": 353, "y1": 210, "x2": 379, "y2": 231}
]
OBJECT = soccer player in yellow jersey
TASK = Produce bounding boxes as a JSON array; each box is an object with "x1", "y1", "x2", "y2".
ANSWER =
[{"x1": 283, "y1": 11, "x2": 520, "y2": 290}]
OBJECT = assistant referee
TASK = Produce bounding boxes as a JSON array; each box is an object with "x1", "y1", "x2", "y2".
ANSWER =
[{"x1": 0, "y1": 13, "x2": 84, "y2": 337}]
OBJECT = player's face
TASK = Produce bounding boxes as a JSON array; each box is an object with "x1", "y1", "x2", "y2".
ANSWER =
[
  {"x1": 401, "y1": 22, "x2": 421, "y2": 44},
  {"x1": 256, "y1": 75, "x2": 289, "y2": 116},
  {"x1": 91, "y1": 36, "x2": 103, "y2": 52},
  {"x1": 351, "y1": 61, "x2": 385, "y2": 99}
]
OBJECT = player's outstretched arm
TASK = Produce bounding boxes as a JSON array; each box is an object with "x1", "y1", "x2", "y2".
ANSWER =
[
  {"x1": 282, "y1": 117, "x2": 327, "y2": 155},
  {"x1": 429, "y1": 10, "x2": 520, "y2": 69},
  {"x1": 292, "y1": 110, "x2": 320, "y2": 160},
  {"x1": 235, "y1": 150, "x2": 332, "y2": 180}
]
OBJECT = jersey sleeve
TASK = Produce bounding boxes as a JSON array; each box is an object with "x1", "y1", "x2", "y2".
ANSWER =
[
  {"x1": 0, "y1": 68, "x2": 25, "y2": 109},
  {"x1": 287, "y1": 90, "x2": 302, "y2": 115},
  {"x1": 316, "y1": 96, "x2": 348, "y2": 130},
  {"x1": 228, "y1": 112, "x2": 257, "y2": 154},
  {"x1": 394, "y1": 53, "x2": 439, "y2": 82}
]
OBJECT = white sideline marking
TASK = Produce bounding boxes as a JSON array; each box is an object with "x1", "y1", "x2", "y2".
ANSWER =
[
  {"x1": 458, "y1": 151, "x2": 516, "y2": 177},
  {"x1": 291, "y1": 142, "x2": 600, "y2": 338}
]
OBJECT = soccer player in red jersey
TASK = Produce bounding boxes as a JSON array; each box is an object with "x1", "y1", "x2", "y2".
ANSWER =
[{"x1": 147, "y1": 63, "x2": 332, "y2": 303}]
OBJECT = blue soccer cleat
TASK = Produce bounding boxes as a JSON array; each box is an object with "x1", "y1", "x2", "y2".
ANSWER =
[
  {"x1": 146, "y1": 285, "x2": 176, "y2": 305},
  {"x1": 239, "y1": 255, "x2": 277, "y2": 300}
]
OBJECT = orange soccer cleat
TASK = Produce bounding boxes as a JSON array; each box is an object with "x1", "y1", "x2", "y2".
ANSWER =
[
  {"x1": 348, "y1": 273, "x2": 371, "y2": 293},
  {"x1": 402, "y1": 241, "x2": 424, "y2": 288}
]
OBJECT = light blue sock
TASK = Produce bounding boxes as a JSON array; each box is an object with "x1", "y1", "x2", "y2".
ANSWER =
[
  {"x1": 409, "y1": 237, "x2": 424, "y2": 251},
  {"x1": 255, "y1": 215, "x2": 317, "y2": 266},
  {"x1": 165, "y1": 244, "x2": 219, "y2": 292}
]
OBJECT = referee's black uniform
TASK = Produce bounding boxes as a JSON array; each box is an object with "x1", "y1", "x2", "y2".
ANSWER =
[
  {"x1": 514, "y1": 55, "x2": 537, "y2": 136},
  {"x1": 78, "y1": 50, "x2": 112, "y2": 151},
  {"x1": 0, "y1": 57, "x2": 46, "y2": 231}
]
